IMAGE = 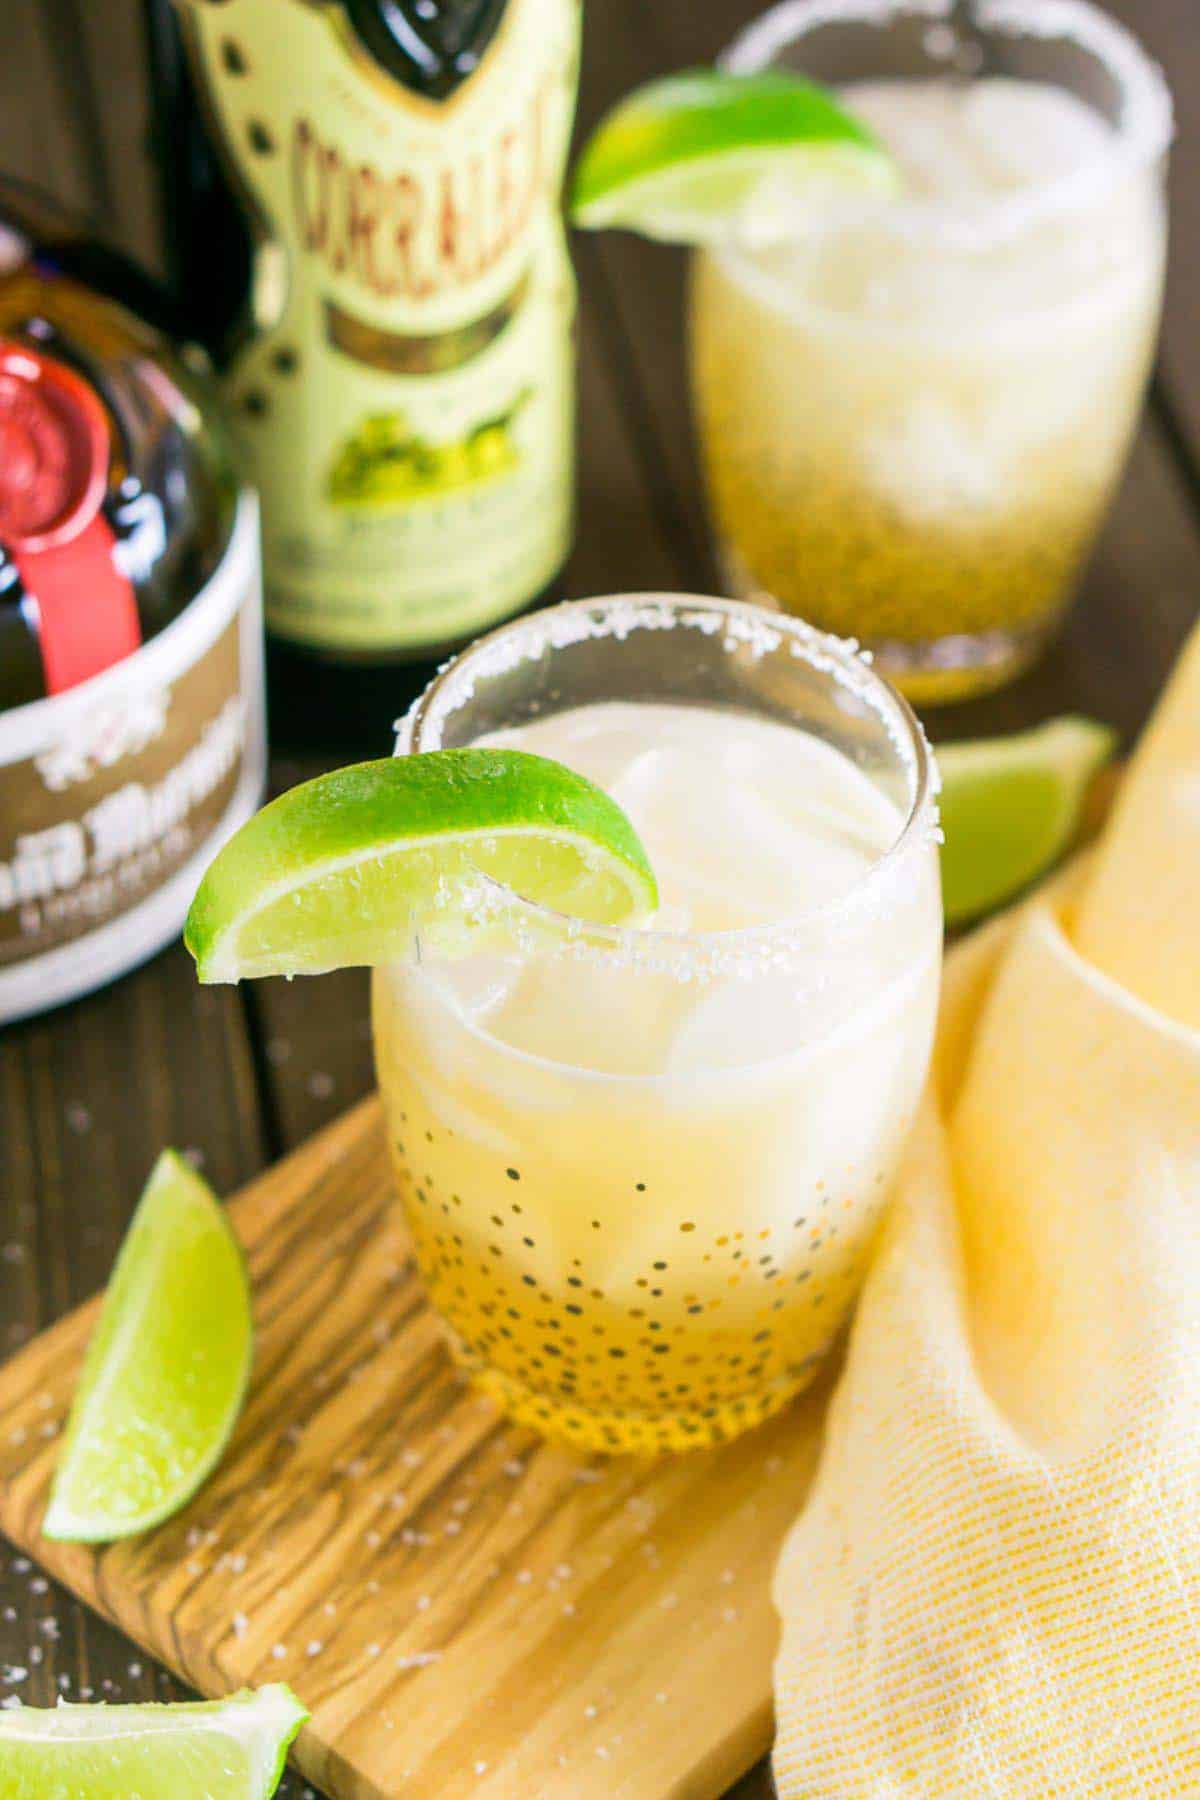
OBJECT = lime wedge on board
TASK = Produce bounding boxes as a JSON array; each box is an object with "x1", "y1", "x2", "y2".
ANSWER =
[
  {"x1": 571, "y1": 69, "x2": 897, "y2": 243},
  {"x1": 185, "y1": 751, "x2": 659, "y2": 983},
  {"x1": 938, "y1": 717, "x2": 1118, "y2": 926},
  {"x1": 0, "y1": 1685, "x2": 306, "y2": 1800},
  {"x1": 43, "y1": 1151, "x2": 252, "y2": 1543}
]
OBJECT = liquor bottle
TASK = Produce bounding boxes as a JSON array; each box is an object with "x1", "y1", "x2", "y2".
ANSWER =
[
  {"x1": 0, "y1": 187, "x2": 267, "y2": 1021},
  {"x1": 147, "y1": 0, "x2": 580, "y2": 708}
]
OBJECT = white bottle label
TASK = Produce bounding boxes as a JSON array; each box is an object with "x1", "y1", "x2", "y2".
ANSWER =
[{"x1": 181, "y1": 0, "x2": 580, "y2": 654}]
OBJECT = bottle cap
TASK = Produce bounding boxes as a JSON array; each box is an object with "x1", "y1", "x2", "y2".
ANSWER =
[
  {"x1": 0, "y1": 341, "x2": 109, "y2": 548},
  {"x1": 0, "y1": 340, "x2": 140, "y2": 693}
]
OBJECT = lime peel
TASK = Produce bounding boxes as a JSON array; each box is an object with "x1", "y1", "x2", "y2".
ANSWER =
[
  {"x1": 571, "y1": 68, "x2": 898, "y2": 243},
  {"x1": 0, "y1": 1684, "x2": 306, "y2": 1800},
  {"x1": 44, "y1": 1150, "x2": 252, "y2": 1544},
  {"x1": 938, "y1": 716, "x2": 1118, "y2": 926},
  {"x1": 185, "y1": 750, "x2": 659, "y2": 984}
]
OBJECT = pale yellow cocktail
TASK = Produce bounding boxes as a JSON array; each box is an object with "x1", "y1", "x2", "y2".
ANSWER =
[
  {"x1": 690, "y1": 3, "x2": 1171, "y2": 700},
  {"x1": 373, "y1": 597, "x2": 941, "y2": 1453}
]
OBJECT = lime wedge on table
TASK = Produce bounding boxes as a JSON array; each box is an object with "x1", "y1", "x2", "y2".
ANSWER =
[
  {"x1": 0, "y1": 1685, "x2": 306, "y2": 1800},
  {"x1": 43, "y1": 1151, "x2": 252, "y2": 1543},
  {"x1": 571, "y1": 70, "x2": 897, "y2": 243},
  {"x1": 938, "y1": 717, "x2": 1117, "y2": 927},
  {"x1": 185, "y1": 751, "x2": 659, "y2": 983}
]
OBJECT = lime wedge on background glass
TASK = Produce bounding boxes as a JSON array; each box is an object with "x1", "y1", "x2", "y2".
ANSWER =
[
  {"x1": 185, "y1": 751, "x2": 659, "y2": 984},
  {"x1": 44, "y1": 1151, "x2": 252, "y2": 1544},
  {"x1": 0, "y1": 1685, "x2": 306, "y2": 1800},
  {"x1": 938, "y1": 717, "x2": 1117, "y2": 927},
  {"x1": 570, "y1": 69, "x2": 898, "y2": 243}
]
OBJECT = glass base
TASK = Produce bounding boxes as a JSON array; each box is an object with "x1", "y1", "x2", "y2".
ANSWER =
[
  {"x1": 718, "y1": 547, "x2": 1065, "y2": 706},
  {"x1": 864, "y1": 617, "x2": 1060, "y2": 706},
  {"x1": 446, "y1": 1328, "x2": 827, "y2": 1456}
]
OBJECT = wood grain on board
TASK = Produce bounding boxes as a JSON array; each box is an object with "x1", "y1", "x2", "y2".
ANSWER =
[{"x1": 0, "y1": 1099, "x2": 827, "y2": 1800}]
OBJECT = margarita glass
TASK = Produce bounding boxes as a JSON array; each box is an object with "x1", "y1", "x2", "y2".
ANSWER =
[
  {"x1": 372, "y1": 595, "x2": 941, "y2": 1454},
  {"x1": 689, "y1": 0, "x2": 1171, "y2": 701}
]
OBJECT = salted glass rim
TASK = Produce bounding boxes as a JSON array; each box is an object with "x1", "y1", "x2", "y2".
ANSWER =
[
  {"x1": 398, "y1": 593, "x2": 938, "y2": 965},
  {"x1": 722, "y1": 0, "x2": 1174, "y2": 250}
]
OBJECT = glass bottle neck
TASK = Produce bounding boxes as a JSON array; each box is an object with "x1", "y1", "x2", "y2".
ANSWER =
[{"x1": 342, "y1": 0, "x2": 510, "y2": 98}]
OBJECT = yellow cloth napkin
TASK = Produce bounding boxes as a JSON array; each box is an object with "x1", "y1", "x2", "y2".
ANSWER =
[{"x1": 773, "y1": 623, "x2": 1200, "y2": 1797}]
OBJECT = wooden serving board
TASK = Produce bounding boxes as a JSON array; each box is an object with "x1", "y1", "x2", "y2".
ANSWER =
[{"x1": 0, "y1": 1097, "x2": 830, "y2": 1799}]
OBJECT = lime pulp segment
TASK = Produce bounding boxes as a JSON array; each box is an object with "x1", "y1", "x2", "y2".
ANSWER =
[
  {"x1": 0, "y1": 1685, "x2": 306, "y2": 1800},
  {"x1": 570, "y1": 69, "x2": 898, "y2": 242},
  {"x1": 184, "y1": 750, "x2": 660, "y2": 984},
  {"x1": 43, "y1": 1150, "x2": 252, "y2": 1544},
  {"x1": 938, "y1": 716, "x2": 1117, "y2": 926}
]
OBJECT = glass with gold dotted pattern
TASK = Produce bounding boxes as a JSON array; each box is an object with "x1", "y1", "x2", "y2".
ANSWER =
[
  {"x1": 688, "y1": 0, "x2": 1171, "y2": 704},
  {"x1": 372, "y1": 594, "x2": 942, "y2": 1454}
]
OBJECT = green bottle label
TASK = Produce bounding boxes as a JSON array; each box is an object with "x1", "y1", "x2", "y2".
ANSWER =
[{"x1": 180, "y1": 0, "x2": 579, "y2": 654}]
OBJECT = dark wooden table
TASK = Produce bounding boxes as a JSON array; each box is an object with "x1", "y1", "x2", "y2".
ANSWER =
[{"x1": 1, "y1": 3, "x2": 1197, "y2": 1796}]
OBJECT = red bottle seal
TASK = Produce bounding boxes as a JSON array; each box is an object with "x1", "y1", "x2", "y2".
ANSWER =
[{"x1": 0, "y1": 341, "x2": 140, "y2": 694}]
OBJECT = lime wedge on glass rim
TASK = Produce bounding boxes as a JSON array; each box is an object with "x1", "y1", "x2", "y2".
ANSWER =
[
  {"x1": 43, "y1": 1151, "x2": 252, "y2": 1544},
  {"x1": 937, "y1": 716, "x2": 1117, "y2": 927},
  {"x1": 570, "y1": 69, "x2": 898, "y2": 244},
  {"x1": 185, "y1": 751, "x2": 659, "y2": 984},
  {"x1": 0, "y1": 1685, "x2": 306, "y2": 1800}
]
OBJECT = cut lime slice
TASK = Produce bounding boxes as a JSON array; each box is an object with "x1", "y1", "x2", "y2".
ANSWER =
[
  {"x1": 938, "y1": 717, "x2": 1117, "y2": 927},
  {"x1": 570, "y1": 70, "x2": 897, "y2": 244},
  {"x1": 185, "y1": 751, "x2": 660, "y2": 984},
  {"x1": 44, "y1": 1151, "x2": 252, "y2": 1544},
  {"x1": 0, "y1": 1684, "x2": 306, "y2": 1800}
]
